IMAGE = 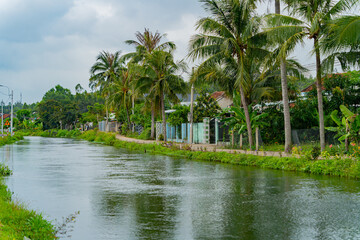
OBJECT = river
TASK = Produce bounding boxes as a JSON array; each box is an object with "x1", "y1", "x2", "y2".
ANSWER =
[{"x1": 1, "y1": 137, "x2": 360, "y2": 239}]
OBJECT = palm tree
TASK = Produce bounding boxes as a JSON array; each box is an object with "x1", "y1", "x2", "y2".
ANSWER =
[
  {"x1": 322, "y1": 15, "x2": 360, "y2": 72},
  {"x1": 89, "y1": 51, "x2": 123, "y2": 130},
  {"x1": 125, "y1": 29, "x2": 175, "y2": 139},
  {"x1": 189, "y1": 0, "x2": 268, "y2": 149},
  {"x1": 274, "y1": 0, "x2": 292, "y2": 153},
  {"x1": 141, "y1": 50, "x2": 188, "y2": 141},
  {"x1": 265, "y1": 0, "x2": 357, "y2": 151},
  {"x1": 108, "y1": 62, "x2": 142, "y2": 129}
]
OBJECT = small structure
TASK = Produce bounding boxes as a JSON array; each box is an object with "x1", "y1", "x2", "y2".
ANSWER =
[{"x1": 211, "y1": 91, "x2": 233, "y2": 109}]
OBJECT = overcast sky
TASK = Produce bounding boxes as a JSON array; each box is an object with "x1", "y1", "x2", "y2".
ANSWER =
[{"x1": 0, "y1": 0, "x2": 318, "y2": 104}]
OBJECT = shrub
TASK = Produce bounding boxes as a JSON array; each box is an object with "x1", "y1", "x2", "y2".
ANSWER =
[
  {"x1": 311, "y1": 146, "x2": 321, "y2": 160},
  {"x1": 0, "y1": 164, "x2": 12, "y2": 176},
  {"x1": 158, "y1": 134, "x2": 164, "y2": 141}
]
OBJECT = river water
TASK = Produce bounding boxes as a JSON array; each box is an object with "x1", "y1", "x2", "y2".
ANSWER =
[{"x1": 1, "y1": 137, "x2": 360, "y2": 239}]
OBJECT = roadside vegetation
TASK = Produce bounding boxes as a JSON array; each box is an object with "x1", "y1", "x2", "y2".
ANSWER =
[{"x1": 22, "y1": 129, "x2": 360, "y2": 179}]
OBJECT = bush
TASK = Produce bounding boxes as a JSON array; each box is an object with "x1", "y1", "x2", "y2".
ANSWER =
[
  {"x1": 0, "y1": 164, "x2": 12, "y2": 176},
  {"x1": 311, "y1": 146, "x2": 321, "y2": 160},
  {"x1": 158, "y1": 134, "x2": 164, "y2": 141},
  {"x1": 138, "y1": 128, "x2": 151, "y2": 140}
]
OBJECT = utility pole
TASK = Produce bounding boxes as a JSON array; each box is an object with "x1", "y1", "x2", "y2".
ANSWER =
[{"x1": 10, "y1": 90, "x2": 13, "y2": 136}]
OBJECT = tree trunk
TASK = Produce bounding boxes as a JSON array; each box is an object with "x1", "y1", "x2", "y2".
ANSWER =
[
  {"x1": 275, "y1": 0, "x2": 292, "y2": 153},
  {"x1": 231, "y1": 131, "x2": 235, "y2": 146},
  {"x1": 314, "y1": 37, "x2": 326, "y2": 151},
  {"x1": 240, "y1": 134, "x2": 243, "y2": 149},
  {"x1": 105, "y1": 98, "x2": 109, "y2": 132},
  {"x1": 275, "y1": 0, "x2": 280, "y2": 13},
  {"x1": 240, "y1": 86, "x2": 253, "y2": 149},
  {"x1": 280, "y1": 59, "x2": 292, "y2": 153},
  {"x1": 132, "y1": 95, "x2": 135, "y2": 132},
  {"x1": 256, "y1": 127, "x2": 259, "y2": 151},
  {"x1": 151, "y1": 101, "x2": 155, "y2": 139},
  {"x1": 124, "y1": 94, "x2": 131, "y2": 130},
  {"x1": 161, "y1": 92, "x2": 167, "y2": 142}
]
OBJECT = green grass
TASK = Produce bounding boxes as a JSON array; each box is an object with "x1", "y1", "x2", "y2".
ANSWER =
[
  {"x1": 0, "y1": 132, "x2": 57, "y2": 239},
  {"x1": 27, "y1": 129, "x2": 360, "y2": 179},
  {"x1": 0, "y1": 178, "x2": 56, "y2": 239}
]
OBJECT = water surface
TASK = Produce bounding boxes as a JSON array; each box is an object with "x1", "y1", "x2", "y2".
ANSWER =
[{"x1": 1, "y1": 137, "x2": 360, "y2": 239}]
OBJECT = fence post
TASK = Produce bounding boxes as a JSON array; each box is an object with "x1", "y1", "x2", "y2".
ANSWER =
[
  {"x1": 203, "y1": 117, "x2": 210, "y2": 144},
  {"x1": 156, "y1": 121, "x2": 162, "y2": 140}
]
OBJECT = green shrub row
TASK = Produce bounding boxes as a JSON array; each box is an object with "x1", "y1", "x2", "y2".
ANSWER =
[
  {"x1": 0, "y1": 133, "x2": 25, "y2": 147},
  {"x1": 81, "y1": 131, "x2": 360, "y2": 179}
]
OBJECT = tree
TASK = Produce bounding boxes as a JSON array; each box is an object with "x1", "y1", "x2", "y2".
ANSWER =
[
  {"x1": 193, "y1": 91, "x2": 221, "y2": 123},
  {"x1": 273, "y1": 0, "x2": 292, "y2": 153},
  {"x1": 107, "y1": 63, "x2": 142, "y2": 129},
  {"x1": 142, "y1": 50, "x2": 188, "y2": 141},
  {"x1": 89, "y1": 51, "x2": 123, "y2": 129},
  {"x1": 16, "y1": 109, "x2": 31, "y2": 122},
  {"x1": 38, "y1": 85, "x2": 80, "y2": 130},
  {"x1": 125, "y1": 29, "x2": 175, "y2": 139},
  {"x1": 265, "y1": 0, "x2": 358, "y2": 151},
  {"x1": 189, "y1": 0, "x2": 268, "y2": 149},
  {"x1": 322, "y1": 15, "x2": 360, "y2": 72}
]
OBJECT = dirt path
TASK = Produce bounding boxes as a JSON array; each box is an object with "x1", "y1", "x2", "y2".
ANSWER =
[{"x1": 115, "y1": 134, "x2": 292, "y2": 158}]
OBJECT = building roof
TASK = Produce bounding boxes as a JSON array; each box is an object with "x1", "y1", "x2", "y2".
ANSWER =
[
  {"x1": 301, "y1": 73, "x2": 345, "y2": 92},
  {"x1": 2, "y1": 114, "x2": 11, "y2": 119},
  {"x1": 211, "y1": 91, "x2": 225, "y2": 100}
]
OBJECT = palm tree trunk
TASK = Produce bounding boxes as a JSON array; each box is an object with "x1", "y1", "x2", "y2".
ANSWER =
[
  {"x1": 105, "y1": 98, "x2": 109, "y2": 132},
  {"x1": 124, "y1": 94, "x2": 131, "y2": 130},
  {"x1": 161, "y1": 91, "x2": 167, "y2": 141},
  {"x1": 280, "y1": 60, "x2": 292, "y2": 153},
  {"x1": 275, "y1": 0, "x2": 292, "y2": 153},
  {"x1": 240, "y1": 86, "x2": 253, "y2": 149},
  {"x1": 314, "y1": 37, "x2": 326, "y2": 151},
  {"x1": 275, "y1": 0, "x2": 280, "y2": 13},
  {"x1": 151, "y1": 101, "x2": 155, "y2": 139}
]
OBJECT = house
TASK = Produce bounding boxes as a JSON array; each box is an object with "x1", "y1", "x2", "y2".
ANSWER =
[{"x1": 211, "y1": 91, "x2": 233, "y2": 109}]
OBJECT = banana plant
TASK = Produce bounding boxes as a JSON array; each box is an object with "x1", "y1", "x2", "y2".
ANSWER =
[
  {"x1": 327, "y1": 105, "x2": 360, "y2": 149},
  {"x1": 222, "y1": 91, "x2": 269, "y2": 149}
]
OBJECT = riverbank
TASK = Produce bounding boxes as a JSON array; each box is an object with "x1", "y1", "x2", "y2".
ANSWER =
[
  {"x1": 22, "y1": 129, "x2": 360, "y2": 179},
  {"x1": 0, "y1": 133, "x2": 57, "y2": 239}
]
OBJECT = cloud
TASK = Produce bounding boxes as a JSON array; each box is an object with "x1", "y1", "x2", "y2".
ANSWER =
[{"x1": 0, "y1": 0, "x2": 317, "y2": 104}]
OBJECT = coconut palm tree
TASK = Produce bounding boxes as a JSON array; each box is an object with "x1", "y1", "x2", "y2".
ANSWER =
[
  {"x1": 107, "y1": 62, "x2": 142, "y2": 129},
  {"x1": 89, "y1": 51, "x2": 123, "y2": 129},
  {"x1": 322, "y1": 15, "x2": 360, "y2": 72},
  {"x1": 125, "y1": 29, "x2": 175, "y2": 139},
  {"x1": 274, "y1": 0, "x2": 292, "y2": 153},
  {"x1": 265, "y1": 0, "x2": 358, "y2": 151},
  {"x1": 140, "y1": 50, "x2": 188, "y2": 141},
  {"x1": 189, "y1": 0, "x2": 268, "y2": 149}
]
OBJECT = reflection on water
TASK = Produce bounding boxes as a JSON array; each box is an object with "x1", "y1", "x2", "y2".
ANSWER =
[{"x1": 1, "y1": 137, "x2": 360, "y2": 239}]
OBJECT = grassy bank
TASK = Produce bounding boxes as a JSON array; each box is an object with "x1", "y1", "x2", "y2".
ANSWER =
[
  {"x1": 0, "y1": 134, "x2": 57, "y2": 239},
  {"x1": 24, "y1": 129, "x2": 360, "y2": 179},
  {"x1": 0, "y1": 133, "x2": 25, "y2": 147}
]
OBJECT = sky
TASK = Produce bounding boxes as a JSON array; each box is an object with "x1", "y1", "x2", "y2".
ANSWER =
[{"x1": 0, "y1": 0, "x2": 319, "y2": 104}]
